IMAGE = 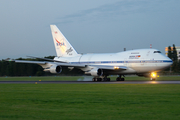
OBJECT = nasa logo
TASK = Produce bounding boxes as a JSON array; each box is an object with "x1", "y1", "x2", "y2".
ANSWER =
[{"x1": 55, "y1": 38, "x2": 66, "y2": 47}]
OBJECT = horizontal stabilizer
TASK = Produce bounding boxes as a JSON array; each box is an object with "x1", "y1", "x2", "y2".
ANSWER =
[
  {"x1": 15, "y1": 60, "x2": 46, "y2": 65},
  {"x1": 14, "y1": 60, "x2": 86, "y2": 67},
  {"x1": 27, "y1": 56, "x2": 67, "y2": 63}
]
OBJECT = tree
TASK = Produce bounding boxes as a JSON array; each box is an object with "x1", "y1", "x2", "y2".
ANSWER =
[
  {"x1": 171, "y1": 61, "x2": 179, "y2": 72},
  {"x1": 167, "y1": 44, "x2": 179, "y2": 73},
  {"x1": 168, "y1": 46, "x2": 172, "y2": 59},
  {"x1": 0, "y1": 61, "x2": 2, "y2": 76},
  {"x1": 172, "y1": 44, "x2": 177, "y2": 61}
]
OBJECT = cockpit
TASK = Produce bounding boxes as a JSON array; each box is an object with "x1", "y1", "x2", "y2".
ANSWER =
[{"x1": 154, "y1": 51, "x2": 161, "y2": 53}]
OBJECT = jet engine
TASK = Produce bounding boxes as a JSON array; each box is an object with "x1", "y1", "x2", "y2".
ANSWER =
[
  {"x1": 49, "y1": 65, "x2": 62, "y2": 74},
  {"x1": 85, "y1": 68, "x2": 103, "y2": 76}
]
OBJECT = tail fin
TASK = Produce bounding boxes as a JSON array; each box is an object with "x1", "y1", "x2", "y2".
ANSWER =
[{"x1": 50, "y1": 25, "x2": 78, "y2": 57}]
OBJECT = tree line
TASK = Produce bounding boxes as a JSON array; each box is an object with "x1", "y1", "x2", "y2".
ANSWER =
[
  {"x1": 0, "y1": 56, "x2": 83, "y2": 77},
  {"x1": 167, "y1": 44, "x2": 180, "y2": 72}
]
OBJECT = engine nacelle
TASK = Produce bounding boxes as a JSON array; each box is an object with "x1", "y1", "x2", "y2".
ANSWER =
[
  {"x1": 86, "y1": 68, "x2": 103, "y2": 76},
  {"x1": 49, "y1": 65, "x2": 62, "y2": 74}
]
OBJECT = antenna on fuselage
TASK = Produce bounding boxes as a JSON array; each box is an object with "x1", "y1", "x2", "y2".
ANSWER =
[{"x1": 150, "y1": 44, "x2": 152, "y2": 48}]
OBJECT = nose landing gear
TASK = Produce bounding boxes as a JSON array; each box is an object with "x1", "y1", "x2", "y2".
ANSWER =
[{"x1": 150, "y1": 72, "x2": 157, "y2": 81}]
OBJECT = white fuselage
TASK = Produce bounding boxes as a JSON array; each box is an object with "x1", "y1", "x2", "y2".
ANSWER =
[{"x1": 54, "y1": 49, "x2": 172, "y2": 75}]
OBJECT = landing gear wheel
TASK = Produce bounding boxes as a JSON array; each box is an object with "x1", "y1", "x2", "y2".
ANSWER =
[
  {"x1": 102, "y1": 75, "x2": 110, "y2": 81},
  {"x1": 116, "y1": 76, "x2": 125, "y2": 81},
  {"x1": 92, "y1": 78, "x2": 102, "y2": 82},
  {"x1": 116, "y1": 77, "x2": 120, "y2": 81},
  {"x1": 93, "y1": 78, "x2": 98, "y2": 82},
  {"x1": 97, "y1": 78, "x2": 102, "y2": 81},
  {"x1": 103, "y1": 78, "x2": 110, "y2": 81},
  {"x1": 93, "y1": 77, "x2": 110, "y2": 82}
]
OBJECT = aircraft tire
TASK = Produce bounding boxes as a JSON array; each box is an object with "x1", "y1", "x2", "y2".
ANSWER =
[
  {"x1": 98, "y1": 78, "x2": 102, "y2": 81},
  {"x1": 116, "y1": 77, "x2": 120, "y2": 81},
  {"x1": 103, "y1": 78, "x2": 110, "y2": 81}
]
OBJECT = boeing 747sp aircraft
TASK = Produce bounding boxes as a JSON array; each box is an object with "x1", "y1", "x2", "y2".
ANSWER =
[{"x1": 14, "y1": 25, "x2": 172, "y2": 81}]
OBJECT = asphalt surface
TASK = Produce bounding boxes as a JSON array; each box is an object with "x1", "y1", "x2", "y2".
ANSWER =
[{"x1": 0, "y1": 81, "x2": 180, "y2": 84}]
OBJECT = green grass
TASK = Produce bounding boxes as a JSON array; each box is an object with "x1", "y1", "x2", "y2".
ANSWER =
[
  {"x1": 0, "y1": 84, "x2": 180, "y2": 120},
  {"x1": 0, "y1": 75, "x2": 180, "y2": 81}
]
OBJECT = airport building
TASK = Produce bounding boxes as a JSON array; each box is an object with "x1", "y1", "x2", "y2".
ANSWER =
[{"x1": 165, "y1": 46, "x2": 180, "y2": 60}]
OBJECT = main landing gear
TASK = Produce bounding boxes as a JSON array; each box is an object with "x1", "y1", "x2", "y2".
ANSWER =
[
  {"x1": 116, "y1": 75, "x2": 125, "y2": 81},
  {"x1": 92, "y1": 76, "x2": 110, "y2": 82},
  {"x1": 92, "y1": 75, "x2": 125, "y2": 82}
]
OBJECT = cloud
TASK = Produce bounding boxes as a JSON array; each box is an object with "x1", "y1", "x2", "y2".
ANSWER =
[{"x1": 57, "y1": 0, "x2": 168, "y2": 24}]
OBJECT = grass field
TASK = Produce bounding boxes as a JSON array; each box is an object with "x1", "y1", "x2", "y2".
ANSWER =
[
  {"x1": 0, "y1": 75, "x2": 180, "y2": 81},
  {"x1": 0, "y1": 84, "x2": 180, "y2": 120}
]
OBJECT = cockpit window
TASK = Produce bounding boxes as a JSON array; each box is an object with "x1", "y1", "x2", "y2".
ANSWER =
[{"x1": 154, "y1": 51, "x2": 161, "y2": 53}]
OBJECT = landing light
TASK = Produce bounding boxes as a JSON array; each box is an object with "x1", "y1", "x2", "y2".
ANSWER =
[
  {"x1": 114, "y1": 66, "x2": 119, "y2": 70},
  {"x1": 151, "y1": 72, "x2": 157, "y2": 78}
]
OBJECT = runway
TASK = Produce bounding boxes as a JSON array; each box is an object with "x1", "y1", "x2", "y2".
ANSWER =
[{"x1": 0, "y1": 80, "x2": 180, "y2": 84}]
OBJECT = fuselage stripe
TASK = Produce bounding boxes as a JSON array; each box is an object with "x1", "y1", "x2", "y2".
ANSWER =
[{"x1": 70, "y1": 60, "x2": 172, "y2": 64}]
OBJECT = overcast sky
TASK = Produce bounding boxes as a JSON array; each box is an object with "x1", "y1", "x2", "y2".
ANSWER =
[{"x1": 0, "y1": 0, "x2": 180, "y2": 59}]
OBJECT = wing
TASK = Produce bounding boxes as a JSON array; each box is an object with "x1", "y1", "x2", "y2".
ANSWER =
[
  {"x1": 9, "y1": 59, "x2": 127, "y2": 75},
  {"x1": 26, "y1": 56, "x2": 67, "y2": 63},
  {"x1": 14, "y1": 60, "x2": 86, "y2": 67},
  {"x1": 12, "y1": 60, "x2": 86, "y2": 74}
]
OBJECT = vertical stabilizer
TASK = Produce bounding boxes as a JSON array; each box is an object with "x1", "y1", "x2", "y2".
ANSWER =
[{"x1": 50, "y1": 25, "x2": 78, "y2": 57}]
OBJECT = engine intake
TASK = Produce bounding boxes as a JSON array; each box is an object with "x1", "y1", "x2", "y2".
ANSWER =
[
  {"x1": 50, "y1": 65, "x2": 62, "y2": 74},
  {"x1": 85, "y1": 68, "x2": 103, "y2": 76}
]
